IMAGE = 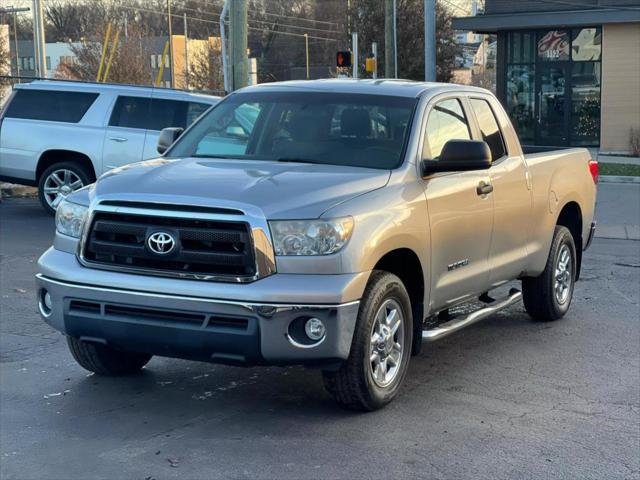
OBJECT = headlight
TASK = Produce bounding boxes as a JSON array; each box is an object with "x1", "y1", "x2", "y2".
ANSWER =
[
  {"x1": 55, "y1": 200, "x2": 88, "y2": 238},
  {"x1": 269, "y1": 217, "x2": 354, "y2": 256}
]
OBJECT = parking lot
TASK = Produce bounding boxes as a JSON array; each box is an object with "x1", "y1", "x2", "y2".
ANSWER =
[{"x1": 1, "y1": 183, "x2": 639, "y2": 480}]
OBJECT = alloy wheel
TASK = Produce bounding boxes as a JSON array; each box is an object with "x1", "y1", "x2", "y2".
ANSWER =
[
  {"x1": 369, "y1": 299, "x2": 404, "y2": 388},
  {"x1": 43, "y1": 169, "x2": 84, "y2": 210}
]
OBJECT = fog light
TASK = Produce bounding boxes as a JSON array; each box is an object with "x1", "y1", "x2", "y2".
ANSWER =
[
  {"x1": 44, "y1": 292, "x2": 52, "y2": 310},
  {"x1": 39, "y1": 289, "x2": 52, "y2": 317},
  {"x1": 304, "y1": 318, "x2": 326, "y2": 341}
]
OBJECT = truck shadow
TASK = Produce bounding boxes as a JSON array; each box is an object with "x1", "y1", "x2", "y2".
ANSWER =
[{"x1": 53, "y1": 306, "x2": 546, "y2": 436}]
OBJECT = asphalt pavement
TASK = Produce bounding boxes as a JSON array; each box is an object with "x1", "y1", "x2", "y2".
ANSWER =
[{"x1": 1, "y1": 184, "x2": 639, "y2": 480}]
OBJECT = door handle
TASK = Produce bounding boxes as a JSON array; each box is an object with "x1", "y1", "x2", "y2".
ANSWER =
[
  {"x1": 477, "y1": 181, "x2": 493, "y2": 196},
  {"x1": 109, "y1": 137, "x2": 128, "y2": 142}
]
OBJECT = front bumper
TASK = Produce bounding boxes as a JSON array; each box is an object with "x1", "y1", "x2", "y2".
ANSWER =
[{"x1": 36, "y1": 249, "x2": 366, "y2": 366}]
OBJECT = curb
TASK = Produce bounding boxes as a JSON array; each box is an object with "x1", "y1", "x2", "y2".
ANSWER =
[
  {"x1": 0, "y1": 183, "x2": 38, "y2": 199},
  {"x1": 599, "y1": 175, "x2": 640, "y2": 184}
]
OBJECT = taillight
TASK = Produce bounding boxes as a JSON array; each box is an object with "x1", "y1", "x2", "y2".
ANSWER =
[{"x1": 588, "y1": 159, "x2": 598, "y2": 184}]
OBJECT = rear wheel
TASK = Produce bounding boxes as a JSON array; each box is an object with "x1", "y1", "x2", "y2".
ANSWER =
[
  {"x1": 38, "y1": 162, "x2": 92, "y2": 215},
  {"x1": 522, "y1": 225, "x2": 576, "y2": 321},
  {"x1": 67, "y1": 337, "x2": 152, "y2": 376},
  {"x1": 322, "y1": 271, "x2": 413, "y2": 411}
]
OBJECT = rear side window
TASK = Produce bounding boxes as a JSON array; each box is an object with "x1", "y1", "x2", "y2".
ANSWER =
[
  {"x1": 470, "y1": 98, "x2": 507, "y2": 161},
  {"x1": 424, "y1": 98, "x2": 471, "y2": 159},
  {"x1": 109, "y1": 96, "x2": 210, "y2": 131},
  {"x1": 109, "y1": 96, "x2": 151, "y2": 129},
  {"x1": 5, "y1": 89, "x2": 98, "y2": 123}
]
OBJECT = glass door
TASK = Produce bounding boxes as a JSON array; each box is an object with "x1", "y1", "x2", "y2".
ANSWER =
[{"x1": 535, "y1": 64, "x2": 570, "y2": 146}]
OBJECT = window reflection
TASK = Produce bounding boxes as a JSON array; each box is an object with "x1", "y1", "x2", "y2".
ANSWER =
[
  {"x1": 506, "y1": 65, "x2": 535, "y2": 141},
  {"x1": 424, "y1": 99, "x2": 471, "y2": 159},
  {"x1": 571, "y1": 62, "x2": 601, "y2": 145}
]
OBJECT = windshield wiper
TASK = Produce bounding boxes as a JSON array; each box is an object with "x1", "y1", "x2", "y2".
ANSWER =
[{"x1": 275, "y1": 157, "x2": 318, "y2": 164}]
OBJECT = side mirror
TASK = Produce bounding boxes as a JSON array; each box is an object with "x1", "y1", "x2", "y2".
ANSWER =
[
  {"x1": 421, "y1": 140, "x2": 492, "y2": 176},
  {"x1": 157, "y1": 127, "x2": 184, "y2": 154}
]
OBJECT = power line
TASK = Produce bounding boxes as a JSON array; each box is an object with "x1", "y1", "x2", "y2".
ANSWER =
[
  {"x1": 78, "y1": 0, "x2": 338, "y2": 42},
  {"x1": 176, "y1": 3, "x2": 340, "y2": 35},
  {"x1": 536, "y1": 0, "x2": 640, "y2": 11},
  {"x1": 182, "y1": 0, "x2": 340, "y2": 27}
]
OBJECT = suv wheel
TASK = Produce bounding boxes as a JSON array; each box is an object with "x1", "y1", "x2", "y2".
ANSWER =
[
  {"x1": 67, "y1": 337, "x2": 152, "y2": 376},
  {"x1": 322, "y1": 271, "x2": 413, "y2": 411},
  {"x1": 522, "y1": 225, "x2": 577, "y2": 321},
  {"x1": 38, "y1": 162, "x2": 92, "y2": 215}
]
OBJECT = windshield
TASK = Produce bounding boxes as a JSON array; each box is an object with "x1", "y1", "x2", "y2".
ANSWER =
[{"x1": 166, "y1": 91, "x2": 417, "y2": 169}]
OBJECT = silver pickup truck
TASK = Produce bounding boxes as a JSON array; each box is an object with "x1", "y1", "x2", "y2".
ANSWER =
[{"x1": 36, "y1": 80, "x2": 598, "y2": 410}]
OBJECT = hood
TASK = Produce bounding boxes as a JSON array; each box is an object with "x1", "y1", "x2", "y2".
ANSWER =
[{"x1": 93, "y1": 158, "x2": 390, "y2": 219}]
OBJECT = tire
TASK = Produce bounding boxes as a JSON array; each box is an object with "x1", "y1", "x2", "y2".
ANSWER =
[
  {"x1": 67, "y1": 337, "x2": 152, "y2": 376},
  {"x1": 522, "y1": 225, "x2": 576, "y2": 321},
  {"x1": 38, "y1": 162, "x2": 93, "y2": 215},
  {"x1": 322, "y1": 271, "x2": 413, "y2": 411}
]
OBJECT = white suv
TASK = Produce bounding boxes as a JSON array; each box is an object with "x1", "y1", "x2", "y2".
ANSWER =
[{"x1": 0, "y1": 81, "x2": 219, "y2": 214}]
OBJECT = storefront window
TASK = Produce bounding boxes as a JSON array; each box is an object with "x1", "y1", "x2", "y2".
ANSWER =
[
  {"x1": 504, "y1": 27, "x2": 602, "y2": 146},
  {"x1": 538, "y1": 30, "x2": 570, "y2": 61},
  {"x1": 572, "y1": 28, "x2": 602, "y2": 61},
  {"x1": 571, "y1": 62, "x2": 601, "y2": 145},
  {"x1": 506, "y1": 65, "x2": 535, "y2": 141}
]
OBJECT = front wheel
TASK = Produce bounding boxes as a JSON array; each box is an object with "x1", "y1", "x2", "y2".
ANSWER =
[
  {"x1": 522, "y1": 225, "x2": 576, "y2": 321},
  {"x1": 38, "y1": 162, "x2": 92, "y2": 215},
  {"x1": 67, "y1": 337, "x2": 152, "y2": 376},
  {"x1": 322, "y1": 271, "x2": 413, "y2": 411}
]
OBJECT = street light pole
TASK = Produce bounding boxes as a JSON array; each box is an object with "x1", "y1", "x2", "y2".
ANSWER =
[{"x1": 424, "y1": 0, "x2": 436, "y2": 82}]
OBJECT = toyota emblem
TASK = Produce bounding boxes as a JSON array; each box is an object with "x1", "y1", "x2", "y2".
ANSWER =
[{"x1": 147, "y1": 231, "x2": 176, "y2": 255}]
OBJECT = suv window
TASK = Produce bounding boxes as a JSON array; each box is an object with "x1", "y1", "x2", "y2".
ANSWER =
[
  {"x1": 424, "y1": 98, "x2": 471, "y2": 159},
  {"x1": 109, "y1": 96, "x2": 210, "y2": 130},
  {"x1": 5, "y1": 89, "x2": 98, "y2": 123},
  {"x1": 470, "y1": 98, "x2": 507, "y2": 161}
]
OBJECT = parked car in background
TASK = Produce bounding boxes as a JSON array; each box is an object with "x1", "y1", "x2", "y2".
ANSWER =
[
  {"x1": 36, "y1": 80, "x2": 598, "y2": 410},
  {"x1": 0, "y1": 81, "x2": 219, "y2": 214}
]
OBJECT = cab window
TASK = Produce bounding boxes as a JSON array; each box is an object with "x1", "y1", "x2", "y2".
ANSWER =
[
  {"x1": 423, "y1": 98, "x2": 471, "y2": 160},
  {"x1": 470, "y1": 98, "x2": 507, "y2": 161}
]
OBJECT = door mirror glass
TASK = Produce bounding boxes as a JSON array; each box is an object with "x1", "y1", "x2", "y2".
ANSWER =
[
  {"x1": 421, "y1": 140, "x2": 492, "y2": 176},
  {"x1": 157, "y1": 127, "x2": 184, "y2": 154}
]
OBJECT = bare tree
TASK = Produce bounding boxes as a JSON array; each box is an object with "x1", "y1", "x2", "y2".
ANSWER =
[
  {"x1": 348, "y1": 0, "x2": 460, "y2": 82},
  {"x1": 56, "y1": 24, "x2": 154, "y2": 85},
  {"x1": 0, "y1": 26, "x2": 12, "y2": 104},
  {"x1": 188, "y1": 39, "x2": 224, "y2": 93}
]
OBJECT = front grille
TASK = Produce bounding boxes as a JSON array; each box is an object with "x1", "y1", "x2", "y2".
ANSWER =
[{"x1": 83, "y1": 212, "x2": 256, "y2": 279}]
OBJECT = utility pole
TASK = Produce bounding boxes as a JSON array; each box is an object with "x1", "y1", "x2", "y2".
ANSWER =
[
  {"x1": 31, "y1": 0, "x2": 46, "y2": 78},
  {"x1": 393, "y1": 0, "x2": 398, "y2": 78},
  {"x1": 183, "y1": 13, "x2": 189, "y2": 90},
  {"x1": 229, "y1": 0, "x2": 248, "y2": 91},
  {"x1": 14, "y1": 11, "x2": 21, "y2": 80},
  {"x1": 166, "y1": 0, "x2": 175, "y2": 88},
  {"x1": 304, "y1": 33, "x2": 309, "y2": 80},
  {"x1": 220, "y1": 0, "x2": 230, "y2": 93},
  {"x1": 351, "y1": 32, "x2": 358, "y2": 79},
  {"x1": 384, "y1": 0, "x2": 395, "y2": 78},
  {"x1": 371, "y1": 42, "x2": 378, "y2": 79},
  {"x1": 424, "y1": 0, "x2": 436, "y2": 82}
]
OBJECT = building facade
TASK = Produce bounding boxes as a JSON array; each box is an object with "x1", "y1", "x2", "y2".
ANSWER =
[{"x1": 453, "y1": 1, "x2": 640, "y2": 153}]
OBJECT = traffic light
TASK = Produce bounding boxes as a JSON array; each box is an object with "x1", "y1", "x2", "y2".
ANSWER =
[{"x1": 336, "y1": 51, "x2": 352, "y2": 68}]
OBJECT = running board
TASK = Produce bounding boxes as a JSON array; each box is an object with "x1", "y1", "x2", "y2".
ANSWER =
[{"x1": 422, "y1": 288, "x2": 522, "y2": 343}]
